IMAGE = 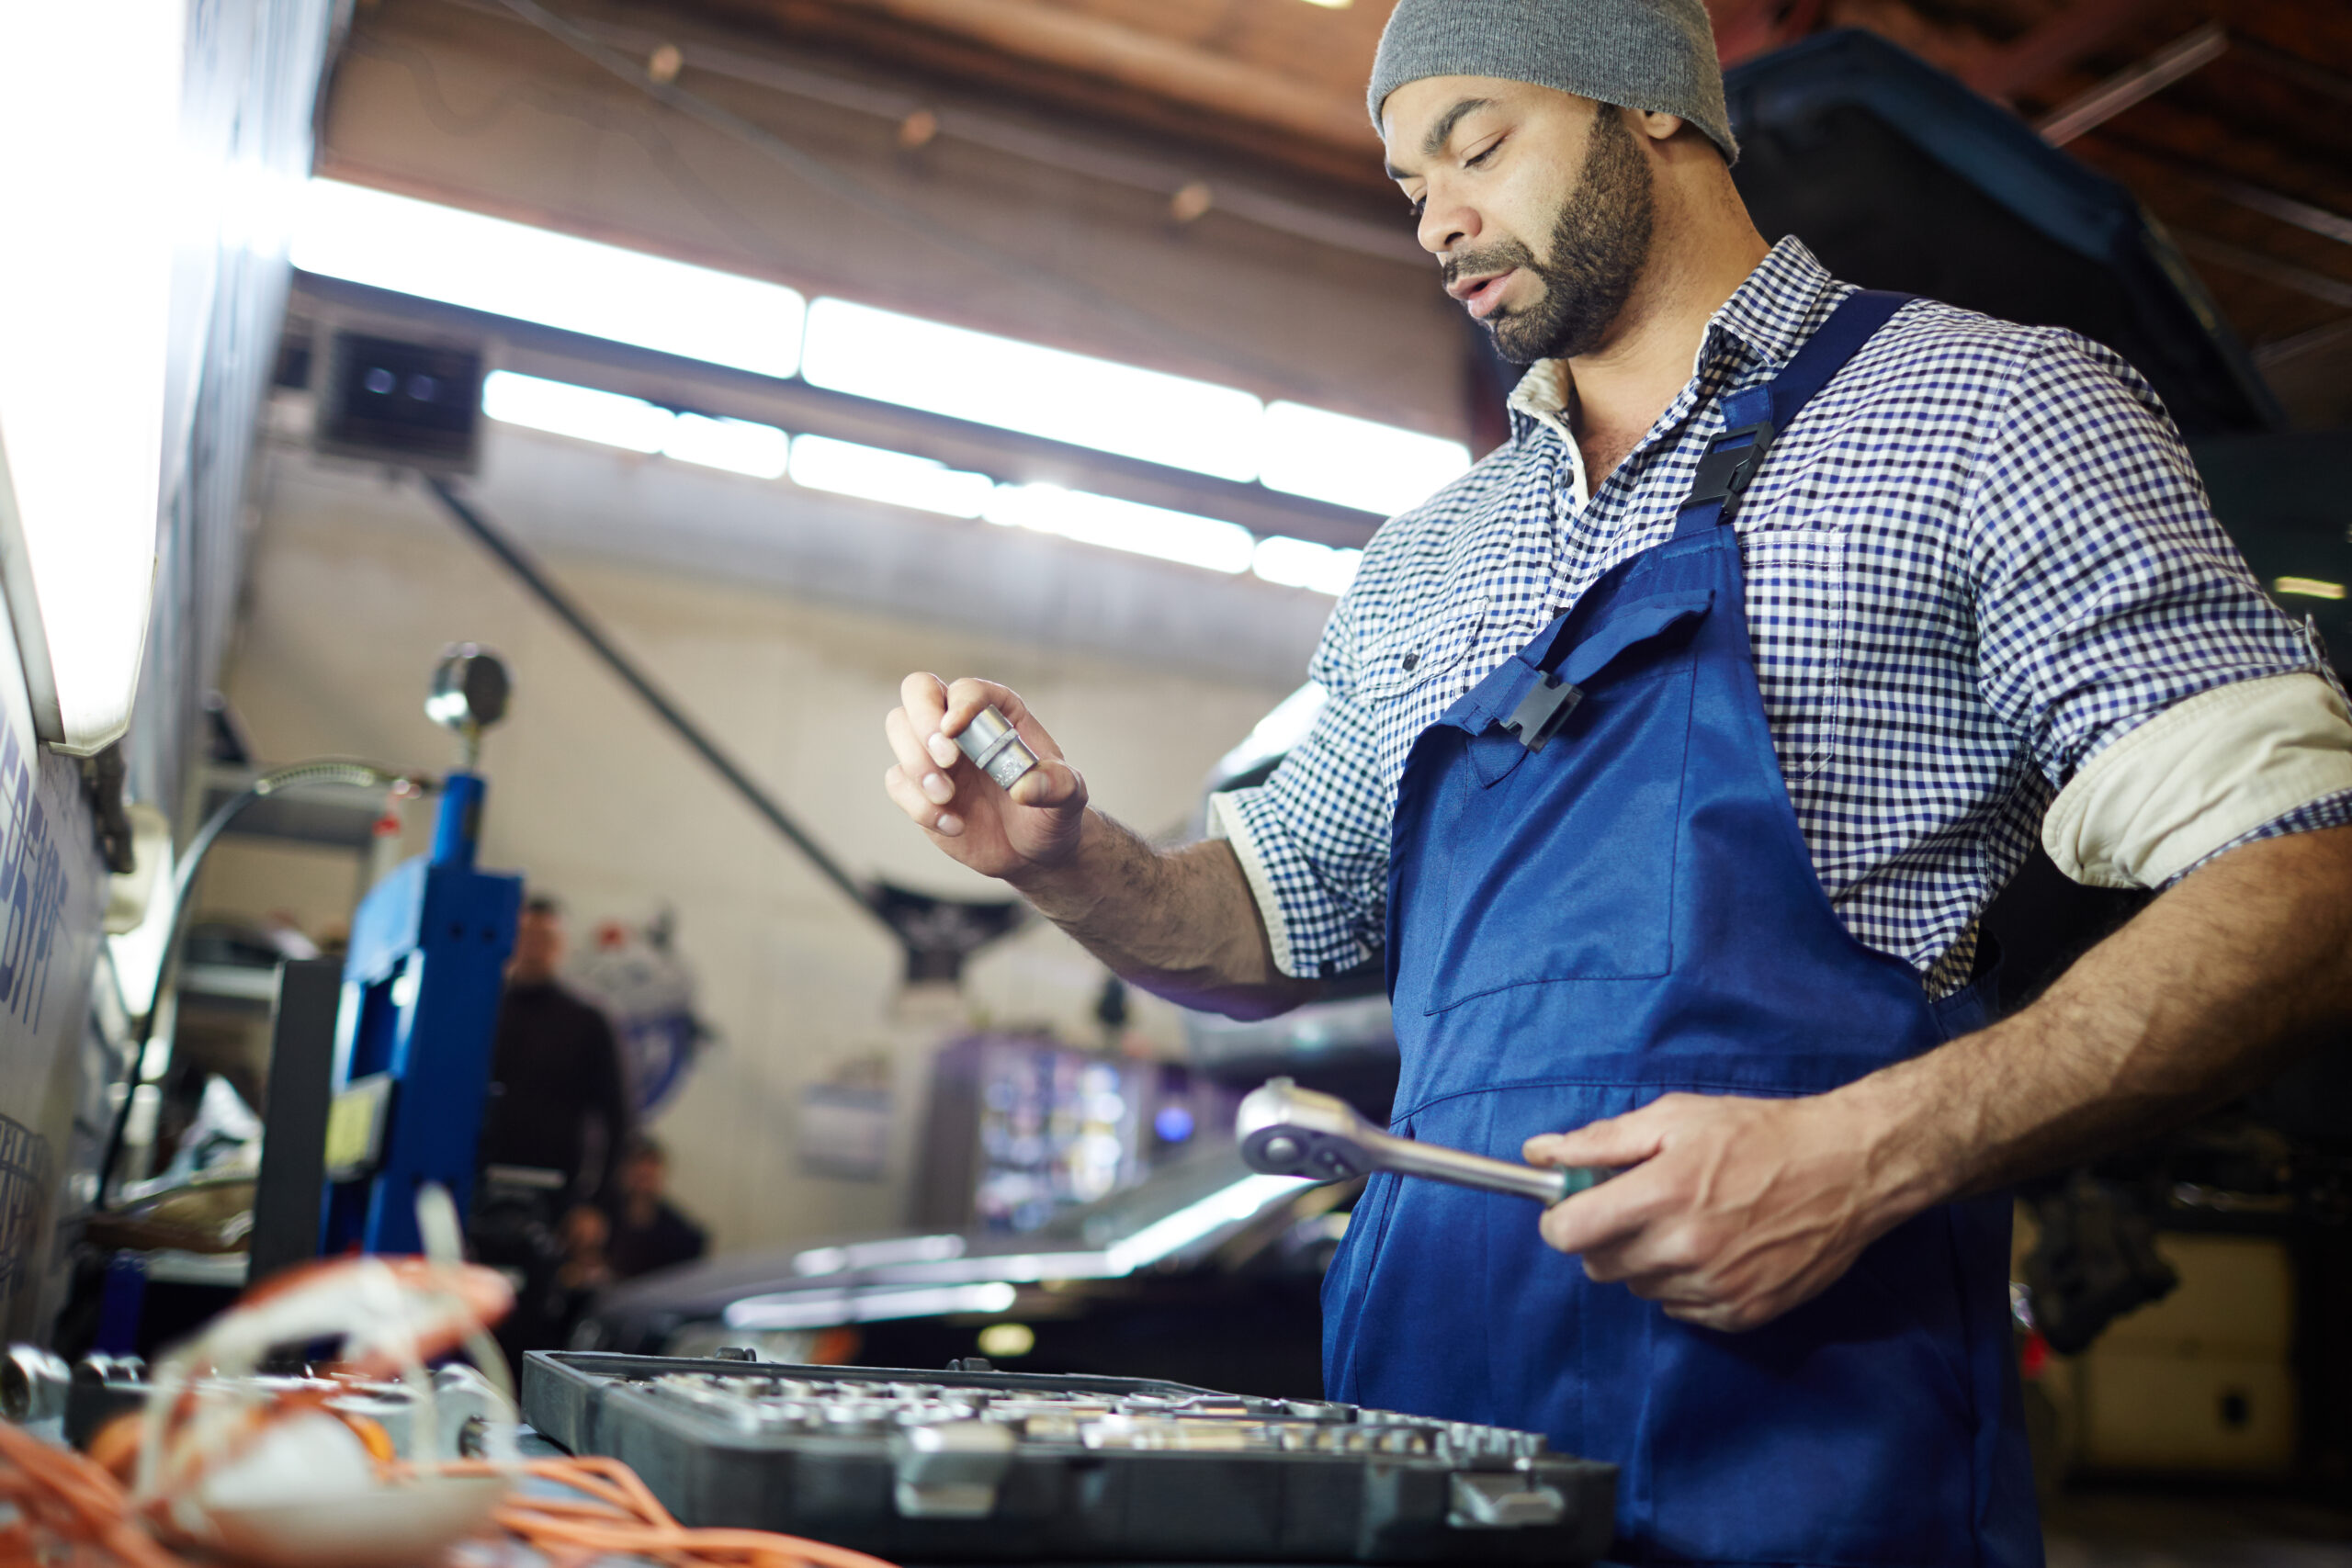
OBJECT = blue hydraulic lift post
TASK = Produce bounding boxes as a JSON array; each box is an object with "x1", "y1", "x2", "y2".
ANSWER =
[{"x1": 320, "y1": 677, "x2": 523, "y2": 1257}]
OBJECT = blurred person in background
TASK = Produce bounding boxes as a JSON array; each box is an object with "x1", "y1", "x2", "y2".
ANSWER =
[
  {"x1": 538, "y1": 1138, "x2": 707, "y2": 1348},
  {"x1": 477, "y1": 894, "x2": 635, "y2": 1202},
  {"x1": 597, "y1": 1135, "x2": 708, "y2": 1280},
  {"x1": 474, "y1": 894, "x2": 637, "y2": 1359}
]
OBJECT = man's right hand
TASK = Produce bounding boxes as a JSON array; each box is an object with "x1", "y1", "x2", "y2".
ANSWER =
[{"x1": 884, "y1": 673, "x2": 1089, "y2": 883}]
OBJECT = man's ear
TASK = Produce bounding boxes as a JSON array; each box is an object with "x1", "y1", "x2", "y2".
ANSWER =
[{"x1": 1634, "y1": 109, "x2": 1687, "y2": 144}]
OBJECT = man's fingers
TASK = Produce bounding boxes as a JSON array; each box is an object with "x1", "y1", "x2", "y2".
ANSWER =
[
  {"x1": 882, "y1": 764, "x2": 962, "y2": 838},
  {"x1": 1523, "y1": 1105, "x2": 1671, "y2": 1170},
  {"x1": 939, "y1": 677, "x2": 1023, "y2": 739},
  {"x1": 899, "y1": 671, "x2": 950, "y2": 730},
  {"x1": 1535, "y1": 1167, "x2": 1668, "y2": 1258},
  {"x1": 1007, "y1": 759, "x2": 1084, "y2": 811},
  {"x1": 940, "y1": 678, "x2": 1067, "y2": 763},
  {"x1": 884, "y1": 706, "x2": 956, "y2": 805}
]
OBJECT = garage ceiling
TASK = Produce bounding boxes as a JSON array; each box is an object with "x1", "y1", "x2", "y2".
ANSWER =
[{"x1": 643, "y1": 0, "x2": 2352, "y2": 423}]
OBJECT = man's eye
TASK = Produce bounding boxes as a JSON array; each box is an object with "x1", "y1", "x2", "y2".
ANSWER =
[
  {"x1": 1408, "y1": 196, "x2": 1427, "y2": 218},
  {"x1": 1465, "y1": 139, "x2": 1502, "y2": 168}
]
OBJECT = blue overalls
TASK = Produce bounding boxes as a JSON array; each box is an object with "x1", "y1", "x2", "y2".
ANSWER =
[{"x1": 1323, "y1": 294, "x2": 2042, "y2": 1567}]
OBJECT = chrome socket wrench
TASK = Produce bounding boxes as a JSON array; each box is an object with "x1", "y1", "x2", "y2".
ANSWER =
[{"x1": 1237, "y1": 1077, "x2": 1611, "y2": 1204}]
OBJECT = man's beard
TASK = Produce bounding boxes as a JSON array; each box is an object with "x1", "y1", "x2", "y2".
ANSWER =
[{"x1": 1449, "y1": 104, "x2": 1655, "y2": 365}]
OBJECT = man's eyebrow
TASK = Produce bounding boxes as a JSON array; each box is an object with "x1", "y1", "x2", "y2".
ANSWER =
[
  {"x1": 1424, "y1": 96, "x2": 1498, "y2": 158},
  {"x1": 1385, "y1": 96, "x2": 1499, "y2": 181}
]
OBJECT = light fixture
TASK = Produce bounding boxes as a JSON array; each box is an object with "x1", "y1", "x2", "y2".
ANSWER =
[
  {"x1": 1252, "y1": 535, "x2": 1363, "y2": 595},
  {"x1": 975, "y1": 1322, "x2": 1036, "y2": 1359},
  {"x1": 664, "y1": 413, "x2": 791, "y2": 479},
  {"x1": 801, "y1": 298, "x2": 1265, "y2": 481},
  {"x1": 2274, "y1": 576, "x2": 2346, "y2": 601},
  {"x1": 985, "y1": 484, "x2": 1257, "y2": 574},
  {"x1": 1260, "y1": 400, "x2": 1471, "y2": 516},
  {"x1": 292, "y1": 180, "x2": 806, "y2": 378},
  {"x1": 0, "y1": 2, "x2": 188, "y2": 753},
  {"x1": 788, "y1": 435, "x2": 994, "y2": 516},
  {"x1": 482, "y1": 371, "x2": 674, "y2": 453}
]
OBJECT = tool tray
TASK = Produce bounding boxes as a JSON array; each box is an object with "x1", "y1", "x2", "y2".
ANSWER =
[{"x1": 522, "y1": 1351, "x2": 1615, "y2": 1562}]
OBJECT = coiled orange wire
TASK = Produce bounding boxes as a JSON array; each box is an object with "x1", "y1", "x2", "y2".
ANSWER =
[
  {"x1": 437, "y1": 1455, "x2": 899, "y2": 1568},
  {"x1": 0, "y1": 1418, "x2": 900, "y2": 1568},
  {"x1": 0, "y1": 1420, "x2": 182, "y2": 1568}
]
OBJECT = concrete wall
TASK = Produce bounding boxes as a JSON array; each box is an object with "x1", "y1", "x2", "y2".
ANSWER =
[{"x1": 198, "y1": 415, "x2": 1319, "y2": 1253}]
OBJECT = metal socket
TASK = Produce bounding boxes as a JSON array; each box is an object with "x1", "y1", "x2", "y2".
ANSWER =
[{"x1": 956, "y1": 705, "x2": 1040, "y2": 792}]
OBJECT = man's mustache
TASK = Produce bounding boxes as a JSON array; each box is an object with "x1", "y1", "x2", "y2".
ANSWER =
[{"x1": 1442, "y1": 241, "x2": 1536, "y2": 289}]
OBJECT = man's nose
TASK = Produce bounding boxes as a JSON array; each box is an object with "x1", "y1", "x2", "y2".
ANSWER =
[{"x1": 1419, "y1": 196, "x2": 1476, "y2": 258}]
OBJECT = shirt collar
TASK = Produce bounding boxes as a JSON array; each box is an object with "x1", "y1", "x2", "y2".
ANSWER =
[
  {"x1": 1704, "y1": 235, "x2": 1839, "y2": 372},
  {"x1": 1506, "y1": 236, "x2": 1840, "y2": 446}
]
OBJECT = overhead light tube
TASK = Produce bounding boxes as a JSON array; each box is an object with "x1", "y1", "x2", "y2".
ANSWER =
[{"x1": 0, "y1": 1, "x2": 188, "y2": 753}]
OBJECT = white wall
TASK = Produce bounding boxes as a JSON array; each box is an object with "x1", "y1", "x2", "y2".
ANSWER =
[{"x1": 198, "y1": 421, "x2": 1319, "y2": 1253}]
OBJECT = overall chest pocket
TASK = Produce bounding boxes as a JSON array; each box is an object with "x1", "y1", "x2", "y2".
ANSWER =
[{"x1": 1422, "y1": 593, "x2": 1712, "y2": 1010}]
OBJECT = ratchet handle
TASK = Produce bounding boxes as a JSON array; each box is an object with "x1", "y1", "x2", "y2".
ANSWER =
[
  {"x1": 1375, "y1": 1134, "x2": 1609, "y2": 1205},
  {"x1": 1241, "y1": 1122, "x2": 1610, "y2": 1204}
]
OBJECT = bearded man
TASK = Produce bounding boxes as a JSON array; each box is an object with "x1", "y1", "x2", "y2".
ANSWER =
[{"x1": 883, "y1": 3, "x2": 2352, "y2": 1562}]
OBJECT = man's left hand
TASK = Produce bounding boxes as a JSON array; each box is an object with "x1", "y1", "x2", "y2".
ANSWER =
[{"x1": 1524, "y1": 1092, "x2": 1911, "y2": 1333}]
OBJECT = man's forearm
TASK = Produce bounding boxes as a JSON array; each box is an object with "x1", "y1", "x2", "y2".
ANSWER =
[
  {"x1": 1007, "y1": 810, "x2": 1320, "y2": 1021},
  {"x1": 1845, "y1": 826, "x2": 2352, "y2": 1224}
]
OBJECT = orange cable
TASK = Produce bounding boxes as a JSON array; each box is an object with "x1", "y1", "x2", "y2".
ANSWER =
[{"x1": 437, "y1": 1456, "x2": 902, "y2": 1568}]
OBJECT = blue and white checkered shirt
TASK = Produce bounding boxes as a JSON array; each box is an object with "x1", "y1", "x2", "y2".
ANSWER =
[{"x1": 1214, "y1": 239, "x2": 2350, "y2": 996}]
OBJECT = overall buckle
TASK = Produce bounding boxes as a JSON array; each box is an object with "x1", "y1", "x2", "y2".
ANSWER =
[
  {"x1": 1682, "y1": 418, "x2": 1776, "y2": 522},
  {"x1": 1502, "y1": 673, "x2": 1582, "y2": 753}
]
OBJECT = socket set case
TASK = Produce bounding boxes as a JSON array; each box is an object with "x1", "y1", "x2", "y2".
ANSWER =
[{"x1": 522, "y1": 1351, "x2": 1615, "y2": 1562}]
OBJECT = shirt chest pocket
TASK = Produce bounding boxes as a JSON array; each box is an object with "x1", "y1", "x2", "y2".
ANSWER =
[
  {"x1": 1737, "y1": 529, "x2": 1843, "y2": 781},
  {"x1": 1358, "y1": 598, "x2": 1491, "y2": 707}
]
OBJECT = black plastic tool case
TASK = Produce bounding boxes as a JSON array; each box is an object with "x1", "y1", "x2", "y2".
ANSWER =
[{"x1": 523, "y1": 1351, "x2": 1614, "y2": 1562}]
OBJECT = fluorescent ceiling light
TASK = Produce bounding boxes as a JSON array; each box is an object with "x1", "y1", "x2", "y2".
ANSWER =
[
  {"x1": 1259, "y1": 400, "x2": 1471, "y2": 516},
  {"x1": 0, "y1": 2, "x2": 187, "y2": 752},
  {"x1": 789, "y1": 435, "x2": 995, "y2": 517},
  {"x1": 483, "y1": 371, "x2": 673, "y2": 452},
  {"x1": 802, "y1": 299, "x2": 1264, "y2": 481},
  {"x1": 1252, "y1": 535, "x2": 1363, "y2": 596},
  {"x1": 293, "y1": 180, "x2": 806, "y2": 378},
  {"x1": 987, "y1": 485, "x2": 1256, "y2": 575},
  {"x1": 665, "y1": 412, "x2": 790, "y2": 479}
]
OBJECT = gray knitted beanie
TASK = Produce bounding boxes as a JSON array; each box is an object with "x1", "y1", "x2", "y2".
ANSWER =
[{"x1": 1367, "y1": 0, "x2": 1737, "y2": 164}]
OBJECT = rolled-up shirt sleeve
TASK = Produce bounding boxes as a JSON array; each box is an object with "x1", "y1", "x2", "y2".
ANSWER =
[
  {"x1": 1966, "y1": 330, "x2": 2352, "y2": 888},
  {"x1": 1207, "y1": 598, "x2": 1395, "y2": 979}
]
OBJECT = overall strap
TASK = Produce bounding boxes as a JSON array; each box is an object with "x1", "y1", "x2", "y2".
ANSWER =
[{"x1": 1671, "y1": 288, "x2": 1912, "y2": 539}]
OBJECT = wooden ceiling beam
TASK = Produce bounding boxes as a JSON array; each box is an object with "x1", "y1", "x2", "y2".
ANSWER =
[
  {"x1": 774, "y1": 0, "x2": 1377, "y2": 155},
  {"x1": 1961, "y1": 0, "x2": 2168, "y2": 99}
]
